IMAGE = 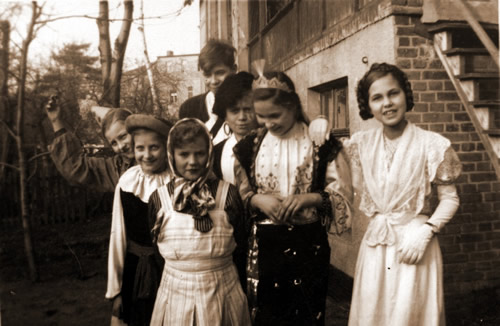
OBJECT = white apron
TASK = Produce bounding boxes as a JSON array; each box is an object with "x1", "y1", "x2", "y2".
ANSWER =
[{"x1": 150, "y1": 181, "x2": 251, "y2": 326}]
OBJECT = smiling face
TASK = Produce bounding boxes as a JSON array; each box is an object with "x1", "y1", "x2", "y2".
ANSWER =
[
  {"x1": 133, "y1": 129, "x2": 167, "y2": 174},
  {"x1": 368, "y1": 74, "x2": 407, "y2": 130},
  {"x1": 104, "y1": 120, "x2": 134, "y2": 159},
  {"x1": 173, "y1": 137, "x2": 209, "y2": 181},
  {"x1": 254, "y1": 98, "x2": 296, "y2": 137},
  {"x1": 225, "y1": 93, "x2": 258, "y2": 140},
  {"x1": 203, "y1": 64, "x2": 235, "y2": 94}
]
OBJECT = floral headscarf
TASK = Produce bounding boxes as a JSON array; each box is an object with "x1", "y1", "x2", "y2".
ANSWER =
[{"x1": 166, "y1": 118, "x2": 216, "y2": 232}]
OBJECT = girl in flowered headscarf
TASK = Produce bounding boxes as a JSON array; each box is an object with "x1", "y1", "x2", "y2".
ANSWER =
[{"x1": 148, "y1": 118, "x2": 251, "y2": 326}]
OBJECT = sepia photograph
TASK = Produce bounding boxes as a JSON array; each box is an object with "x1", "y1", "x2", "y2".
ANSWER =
[{"x1": 0, "y1": 0, "x2": 499, "y2": 325}]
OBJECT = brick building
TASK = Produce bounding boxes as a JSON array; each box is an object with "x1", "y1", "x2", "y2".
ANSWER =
[
  {"x1": 122, "y1": 51, "x2": 203, "y2": 117},
  {"x1": 200, "y1": 0, "x2": 500, "y2": 319}
]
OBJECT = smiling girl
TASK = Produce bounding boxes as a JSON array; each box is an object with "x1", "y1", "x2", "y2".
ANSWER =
[
  {"x1": 106, "y1": 114, "x2": 173, "y2": 326},
  {"x1": 233, "y1": 71, "x2": 352, "y2": 325},
  {"x1": 46, "y1": 99, "x2": 135, "y2": 192},
  {"x1": 148, "y1": 118, "x2": 251, "y2": 326},
  {"x1": 346, "y1": 63, "x2": 462, "y2": 326}
]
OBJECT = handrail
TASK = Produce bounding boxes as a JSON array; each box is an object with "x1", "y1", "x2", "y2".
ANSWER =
[{"x1": 454, "y1": 0, "x2": 499, "y2": 68}]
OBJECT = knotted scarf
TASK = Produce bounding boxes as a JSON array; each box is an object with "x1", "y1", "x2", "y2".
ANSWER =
[{"x1": 167, "y1": 118, "x2": 216, "y2": 232}]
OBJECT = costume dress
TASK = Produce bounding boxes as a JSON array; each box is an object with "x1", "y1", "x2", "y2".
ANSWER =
[
  {"x1": 106, "y1": 165, "x2": 171, "y2": 326},
  {"x1": 234, "y1": 122, "x2": 351, "y2": 326},
  {"x1": 148, "y1": 178, "x2": 251, "y2": 326},
  {"x1": 49, "y1": 129, "x2": 134, "y2": 192},
  {"x1": 346, "y1": 122, "x2": 462, "y2": 326}
]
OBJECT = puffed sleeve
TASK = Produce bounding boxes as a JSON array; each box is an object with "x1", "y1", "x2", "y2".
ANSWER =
[
  {"x1": 49, "y1": 129, "x2": 123, "y2": 192},
  {"x1": 324, "y1": 148, "x2": 353, "y2": 235},
  {"x1": 433, "y1": 146, "x2": 462, "y2": 185}
]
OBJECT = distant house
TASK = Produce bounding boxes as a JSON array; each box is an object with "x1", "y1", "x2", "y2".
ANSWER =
[
  {"x1": 200, "y1": 0, "x2": 500, "y2": 319},
  {"x1": 122, "y1": 51, "x2": 203, "y2": 118}
]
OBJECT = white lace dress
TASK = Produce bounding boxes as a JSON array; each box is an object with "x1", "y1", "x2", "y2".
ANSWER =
[{"x1": 345, "y1": 122, "x2": 461, "y2": 326}]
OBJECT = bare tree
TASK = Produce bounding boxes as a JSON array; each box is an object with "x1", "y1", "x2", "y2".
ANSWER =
[
  {"x1": 0, "y1": 1, "x2": 44, "y2": 282},
  {"x1": 97, "y1": 0, "x2": 133, "y2": 108},
  {"x1": 138, "y1": 0, "x2": 162, "y2": 116},
  {"x1": 0, "y1": 20, "x2": 10, "y2": 181}
]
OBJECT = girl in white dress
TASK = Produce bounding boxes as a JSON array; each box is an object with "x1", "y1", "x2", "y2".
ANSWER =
[
  {"x1": 347, "y1": 63, "x2": 462, "y2": 326},
  {"x1": 148, "y1": 118, "x2": 251, "y2": 326}
]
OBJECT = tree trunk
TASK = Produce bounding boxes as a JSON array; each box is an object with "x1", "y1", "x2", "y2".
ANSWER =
[
  {"x1": 97, "y1": 0, "x2": 133, "y2": 108},
  {"x1": 97, "y1": 0, "x2": 111, "y2": 104},
  {"x1": 17, "y1": 1, "x2": 40, "y2": 282},
  {"x1": 0, "y1": 21, "x2": 10, "y2": 183},
  {"x1": 139, "y1": 0, "x2": 162, "y2": 116}
]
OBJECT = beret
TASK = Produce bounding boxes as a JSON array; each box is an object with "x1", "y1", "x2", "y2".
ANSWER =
[{"x1": 125, "y1": 114, "x2": 172, "y2": 138}]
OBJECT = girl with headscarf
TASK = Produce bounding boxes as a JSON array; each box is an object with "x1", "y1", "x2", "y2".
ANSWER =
[{"x1": 148, "y1": 118, "x2": 251, "y2": 326}]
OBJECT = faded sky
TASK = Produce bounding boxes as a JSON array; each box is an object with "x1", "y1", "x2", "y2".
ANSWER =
[{"x1": 2, "y1": 0, "x2": 200, "y2": 69}]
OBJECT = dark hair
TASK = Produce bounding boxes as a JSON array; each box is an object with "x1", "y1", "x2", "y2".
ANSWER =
[
  {"x1": 169, "y1": 119, "x2": 210, "y2": 150},
  {"x1": 199, "y1": 39, "x2": 236, "y2": 74},
  {"x1": 356, "y1": 62, "x2": 414, "y2": 120},
  {"x1": 212, "y1": 71, "x2": 254, "y2": 120},
  {"x1": 252, "y1": 71, "x2": 309, "y2": 125},
  {"x1": 101, "y1": 108, "x2": 132, "y2": 136}
]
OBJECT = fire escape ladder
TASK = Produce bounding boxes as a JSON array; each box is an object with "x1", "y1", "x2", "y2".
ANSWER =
[{"x1": 427, "y1": 1, "x2": 500, "y2": 179}]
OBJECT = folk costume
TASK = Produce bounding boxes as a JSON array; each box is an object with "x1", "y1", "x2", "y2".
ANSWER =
[
  {"x1": 234, "y1": 122, "x2": 351, "y2": 326},
  {"x1": 106, "y1": 114, "x2": 172, "y2": 326},
  {"x1": 148, "y1": 118, "x2": 250, "y2": 326},
  {"x1": 106, "y1": 165, "x2": 170, "y2": 326},
  {"x1": 346, "y1": 122, "x2": 461, "y2": 326}
]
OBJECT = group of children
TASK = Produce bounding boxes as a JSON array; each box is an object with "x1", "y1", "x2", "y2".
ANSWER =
[{"x1": 46, "y1": 39, "x2": 461, "y2": 326}]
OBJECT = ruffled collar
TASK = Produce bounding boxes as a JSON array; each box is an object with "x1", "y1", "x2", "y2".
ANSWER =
[{"x1": 118, "y1": 165, "x2": 171, "y2": 202}]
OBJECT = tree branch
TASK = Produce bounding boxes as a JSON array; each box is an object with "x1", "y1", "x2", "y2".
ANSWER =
[
  {"x1": 28, "y1": 151, "x2": 50, "y2": 162},
  {"x1": 0, "y1": 119, "x2": 17, "y2": 139},
  {"x1": 0, "y1": 161, "x2": 20, "y2": 171}
]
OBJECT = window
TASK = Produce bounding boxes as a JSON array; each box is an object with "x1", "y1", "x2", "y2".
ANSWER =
[
  {"x1": 266, "y1": 0, "x2": 292, "y2": 23},
  {"x1": 312, "y1": 77, "x2": 349, "y2": 136},
  {"x1": 187, "y1": 86, "x2": 193, "y2": 98},
  {"x1": 170, "y1": 91, "x2": 178, "y2": 104}
]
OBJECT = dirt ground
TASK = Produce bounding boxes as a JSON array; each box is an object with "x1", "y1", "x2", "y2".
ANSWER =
[{"x1": 0, "y1": 213, "x2": 498, "y2": 326}]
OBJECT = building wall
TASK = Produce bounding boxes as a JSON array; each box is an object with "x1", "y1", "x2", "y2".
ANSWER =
[
  {"x1": 284, "y1": 17, "x2": 397, "y2": 276},
  {"x1": 393, "y1": 12, "x2": 500, "y2": 308},
  {"x1": 155, "y1": 54, "x2": 203, "y2": 117},
  {"x1": 202, "y1": 0, "x2": 500, "y2": 306}
]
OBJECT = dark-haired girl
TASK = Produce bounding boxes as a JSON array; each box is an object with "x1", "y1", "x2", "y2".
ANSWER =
[
  {"x1": 148, "y1": 118, "x2": 251, "y2": 326},
  {"x1": 346, "y1": 63, "x2": 461, "y2": 326},
  {"x1": 234, "y1": 70, "x2": 351, "y2": 325}
]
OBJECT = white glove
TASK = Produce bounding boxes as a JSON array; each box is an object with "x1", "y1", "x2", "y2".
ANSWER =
[
  {"x1": 308, "y1": 117, "x2": 330, "y2": 146},
  {"x1": 397, "y1": 223, "x2": 434, "y2": 265}
]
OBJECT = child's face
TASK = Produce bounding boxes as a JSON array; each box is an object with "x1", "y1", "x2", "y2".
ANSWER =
[
  {"x1": 173, "y1": 137, "x2": 209, "y2": 181},
  {"x1": 133, "y1": 130, "x2": 167, "y2": 174},
  {"x1": 203, "y1": 64, "x2": 235, "y2": 94},
  {"x1": 104, "y1": 120, "x2": 134, "y2": 159},
  {"x1": 254, "y1": 99, "x2": 296, "y2": 137},
  {"x1": 225, "y1": 93, "x2": 258, "y2": 139},
  {"x1": 368, "y1": 74, "x2": 407, "y2": 129}
]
